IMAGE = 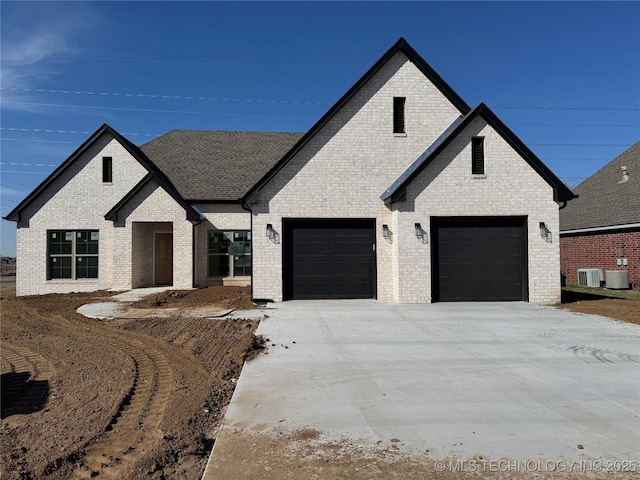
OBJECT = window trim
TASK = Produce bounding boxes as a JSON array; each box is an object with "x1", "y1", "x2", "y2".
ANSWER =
[
  {"x1": 102, "y1": 156, "x2": 113, "y2": 183},
  {"x1": 393, "y1": 97, "x2": 406, "y2": 134},
  {"x1": 472, "y1": 137, "x2": 485, "y2": 175},
  {"x1": 207, "y1": 230, "x2": 252, "y2": 278},
  {"x1": 47, "y1": 230, "x2": 99, "y2": 280}
]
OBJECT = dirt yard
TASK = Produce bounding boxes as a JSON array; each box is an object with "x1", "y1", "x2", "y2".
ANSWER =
[
  {"x1": 1, "y1": 280, "x2": 637, "y2": 480},
  {"x1": 1, "y1": 285, "x2": 265, "y2": 479},
  {"x1": 557, "y1": 289, "x2": 640, "y2": 325}
]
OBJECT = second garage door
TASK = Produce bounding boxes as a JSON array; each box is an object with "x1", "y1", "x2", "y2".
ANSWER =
[
  {"x1": 432, "y1": 218, "x2": 528, "y2": 302},
  {"x1": 283, "y1": 219, "x2": 376, "y2": 300}
]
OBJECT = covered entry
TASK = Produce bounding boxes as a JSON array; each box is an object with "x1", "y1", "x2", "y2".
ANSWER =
[
  {"x1": 431, "y1": 217, "x2": 528, "y2": 301},
  {"x1": 131, "y1": 222, "x2": 174, "y2": 287},
  {"x1": 283, "y1": 219, "x2": 376, "y2": 300}
]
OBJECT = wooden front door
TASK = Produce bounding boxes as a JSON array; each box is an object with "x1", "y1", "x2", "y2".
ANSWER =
[{"x1": 155, "y1": 233, "x2": 173, "y2": 285}]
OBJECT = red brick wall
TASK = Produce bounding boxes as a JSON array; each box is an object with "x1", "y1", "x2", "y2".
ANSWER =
[{"x1": 560, "y1": 230, "x2": 640, "y2": 289}]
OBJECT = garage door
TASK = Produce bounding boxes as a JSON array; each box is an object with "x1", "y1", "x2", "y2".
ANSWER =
[
  {"x1": 432, "y1": 218, "x2": 528, "y2": 301},
  {"x1": 283, "y1": 219, "x2": 376, "y2": 300}
]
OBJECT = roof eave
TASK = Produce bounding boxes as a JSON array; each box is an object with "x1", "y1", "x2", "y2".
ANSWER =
[
  {"x1": 384, "y1": 103, "x2": 577, "y2": 205},
  {"x1": 244, "y1": 37, "x2": 471, "y2": 204},
  {"x1": 5, "y1": 123, "x2": 115, "y2": 222}
]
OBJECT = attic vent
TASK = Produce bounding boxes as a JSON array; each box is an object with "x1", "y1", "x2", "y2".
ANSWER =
[
  {"x1": 617, "y1": 165, "x2": 629, "y2": 184},
  {"x1": 472, "y1": 137, "x2": 484, "y2": 175},
  {"x1": 393, "y1": 97, "x2": 406, "y2": 134},
  {"x1": 577, "y1": 268, "x2": 603, "y2": 287}
]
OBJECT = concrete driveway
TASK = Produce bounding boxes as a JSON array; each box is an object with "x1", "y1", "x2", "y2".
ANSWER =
[{"x1": 203, "y1": 301, "x2": 640, "y2": 479}]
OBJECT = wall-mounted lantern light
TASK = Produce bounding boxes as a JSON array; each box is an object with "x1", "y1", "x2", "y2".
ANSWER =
[
  {"x1": 539, "y1": 222, "x2": 552, "y2": 243},
  {"x1": 382, "y1": 224, "x2": 390, "y2": 239},
  {"x1": 266, "y1": 223, "x2": 274, "y2": 239},
  {"x1": 415, "y1": 223, "x2": 424, "y2": 240}
]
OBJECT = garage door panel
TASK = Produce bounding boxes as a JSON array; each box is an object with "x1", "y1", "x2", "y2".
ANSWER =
[
  {"x1": 284, "y1": 219, "x2": 376, "y2": 300},
  {"x1": 433, "y1": 218, "x2": 527, "y2": 302}
]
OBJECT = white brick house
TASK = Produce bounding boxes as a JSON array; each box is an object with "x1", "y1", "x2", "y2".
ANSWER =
[{"x1": 5, "y1": 38, "x2": 575, "y2": 302}]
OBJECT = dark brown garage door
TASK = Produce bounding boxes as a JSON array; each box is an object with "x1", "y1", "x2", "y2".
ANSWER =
[
  {"x1": 283, "y1": 219, "x2": 376, "y2": 300},
  {"x1": 432, "y1": 218, "x2": 528, "y2": 301}
]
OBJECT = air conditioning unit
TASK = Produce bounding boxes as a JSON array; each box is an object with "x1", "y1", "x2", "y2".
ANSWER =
[
  {"x1": 606, "y1": 270, "x2": 629, "y2": 289},
  {"x1": 578, "y1": 269, "x2": 603, "y2": 287}
]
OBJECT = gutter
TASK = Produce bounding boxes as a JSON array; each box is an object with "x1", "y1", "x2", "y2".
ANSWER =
[{"x1": 560, "y1": 223, "x2": 640, "y2": 235}]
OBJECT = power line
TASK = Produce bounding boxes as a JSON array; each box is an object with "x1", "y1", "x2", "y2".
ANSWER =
[
  {"x1": 4, "y1": 87, "x2": 637, "y2": 112},
  {"x1": 529, "y1": 143, "x2": 630, "y2": 147},
  {"x1": 495, "y1": 106, "x2": 639, "y2": 111},
  {"x1": 1, "y1": 162, "x2": 59, "y2": 167},
  {"x1": 511, "y1": 123, "x2": 638, "y2": 127},
  {"x1": 0, "y1": 177, "x2": 38, "y2": 191},
  {"x1": 1, "y1": 87, "x2": 328, "y2": 106},
  {"x1": 48, "y1": 54, "x2": 325, "y2": 70},
  {"x1": 1, "y1": 127, "x2": 157, "y2": 137},
  {"x1": 1, "y1": 137, "x2": 75, "y2": 144},
  {"x1": 1, "y1": 101, "x2": 318, "y2": 119}
]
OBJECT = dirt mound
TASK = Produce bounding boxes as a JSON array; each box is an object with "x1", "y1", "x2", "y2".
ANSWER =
[
  {"x1": 132, "y1": 285, "x2": 255, "y2": 310},
  {"x1": 1, "y1": 287, "x2": 260, "y2": 479}
]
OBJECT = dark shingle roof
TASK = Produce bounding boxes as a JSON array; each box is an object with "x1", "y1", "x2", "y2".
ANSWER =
[
  {"x1": 560, "y1": 141, "x2": 640, "y2": 231},
  {"x1": 140, "y1": 130, "x2": 304, "y2": 201}
]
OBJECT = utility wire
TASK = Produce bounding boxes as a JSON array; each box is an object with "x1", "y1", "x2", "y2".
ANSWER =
[
  {"x1": 1, "y1": 127, "x2": 157, "y2": 137},
  {"x1": 1, "y1": 162, "x2": 59, "y2": 167},
  {"x1": 494, "y1": 106, "x2": 639, "y2": 111},
  {"x1": 1, "y1": 87, "x2": 328, "y2": 106},
  {"x1": 3, "y1": 87, "x2": 638, "y2": 111},
  {"x1": 1, "y1": 101, "x2": 318, "y2": 119}
]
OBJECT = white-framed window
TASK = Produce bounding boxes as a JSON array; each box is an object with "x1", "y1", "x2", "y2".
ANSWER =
[
  {"x1": 47, "y1": 230, "x2": 99, "y2": 280},
  {"x1": 208, "y1": 230, "x2": 251, "y2": 277}
]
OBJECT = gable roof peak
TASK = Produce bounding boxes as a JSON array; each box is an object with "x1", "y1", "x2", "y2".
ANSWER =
[{"x1": 244, "y1": 37, "x2": 471, "y2": 203}]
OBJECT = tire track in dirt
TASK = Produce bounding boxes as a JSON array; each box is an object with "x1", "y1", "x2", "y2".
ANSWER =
[
  {"x1": 1, "y1": 344, "x2": 54, "y2": 419},
  {"x1": 67, "y1": 329, "x2": 173, "y2": 479}
]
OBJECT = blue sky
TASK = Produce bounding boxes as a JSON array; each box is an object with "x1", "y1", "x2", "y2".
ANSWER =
[{"x1": 1, "y1": 1, "x2": 639, "y2": 257}]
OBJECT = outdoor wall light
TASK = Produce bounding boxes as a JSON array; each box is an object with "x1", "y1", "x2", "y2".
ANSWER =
[
  {"x1": 415, "y1": 223, "x2": 424, "y2": 240},
  {"x1": 539, "y1": 222, "x2": 552, "y2": 243},
  {"x1": 382, "y1": 224, "x2": 390, "y2": 239},
  {"x1": 266, "y1": 223, "x2": 274, "y2": 239}
]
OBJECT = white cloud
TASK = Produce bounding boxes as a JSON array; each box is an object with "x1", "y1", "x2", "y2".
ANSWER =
[{"x1": 0, "y1": 4, "x2": 94, "y2": 111}]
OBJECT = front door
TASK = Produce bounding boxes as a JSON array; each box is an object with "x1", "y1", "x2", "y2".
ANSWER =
[{"x1": 154, "y1": 232, "x2": 173, "y2": 285}]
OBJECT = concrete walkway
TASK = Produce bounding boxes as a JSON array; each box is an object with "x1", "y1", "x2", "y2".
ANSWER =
[
  {"x1": 203, "y1": 301, "x2": 640, "y2": 479},
  {"x1": 76, "y1": 287, "x2": 174, "y2": 319}
]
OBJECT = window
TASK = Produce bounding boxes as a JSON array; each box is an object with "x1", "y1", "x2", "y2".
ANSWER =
[
  {"x1": 48, "y1": 230, "x2": 99, "y2": 279},
  {"x1": 102, "y1": 156, "x2": 112, "y2": 183},
  {"x1": 208, "y1": 231, "x2": 251, "y2": 277},
  {"x1": 393, "y1": 97, "x2": 406, "y2": 134},
  {"x1": 472, "y1": 137, "x2": 485, "y2": 175}
]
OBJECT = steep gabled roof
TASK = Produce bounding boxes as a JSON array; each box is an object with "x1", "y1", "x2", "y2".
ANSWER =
[
  {"x1": 140, "y1": 130, "x2": 303, "y2": 202},
  {"x1": 4, "y1": 124, "x2": 200, "y2": 223},
  {"x1": 104, "y1": 173, "x2": 202, "y2": 222},
  {"x1": 381, "y1": 103, "x2": 576, "y2": 204},
  {"x1": 560, "y1": 141, "x2": 640, "y2": 232},
  {"x1": 244, "y1": 37, "x2": 472, "y2": 203}
]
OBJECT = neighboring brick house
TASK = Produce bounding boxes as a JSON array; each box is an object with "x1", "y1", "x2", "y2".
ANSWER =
[
  {"x1": 560, "y1": 141, "x2": 640, "y2": 289},
  {"x1": 5, "y1": 38, "x2": 575, "y2": 302}
]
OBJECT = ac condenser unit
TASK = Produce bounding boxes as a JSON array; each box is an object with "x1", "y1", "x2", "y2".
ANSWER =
[
  {"x1": 577, "y1": 269, "x2": 603, "y2": 287},
  {"x1": 605, "y1": 270, "x2": 629, "y2": 289}
]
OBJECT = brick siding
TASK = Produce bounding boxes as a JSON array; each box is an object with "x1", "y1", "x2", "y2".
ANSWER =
[{"x1": 560, "y1": 230, "x2": 640, "y2": 289}]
